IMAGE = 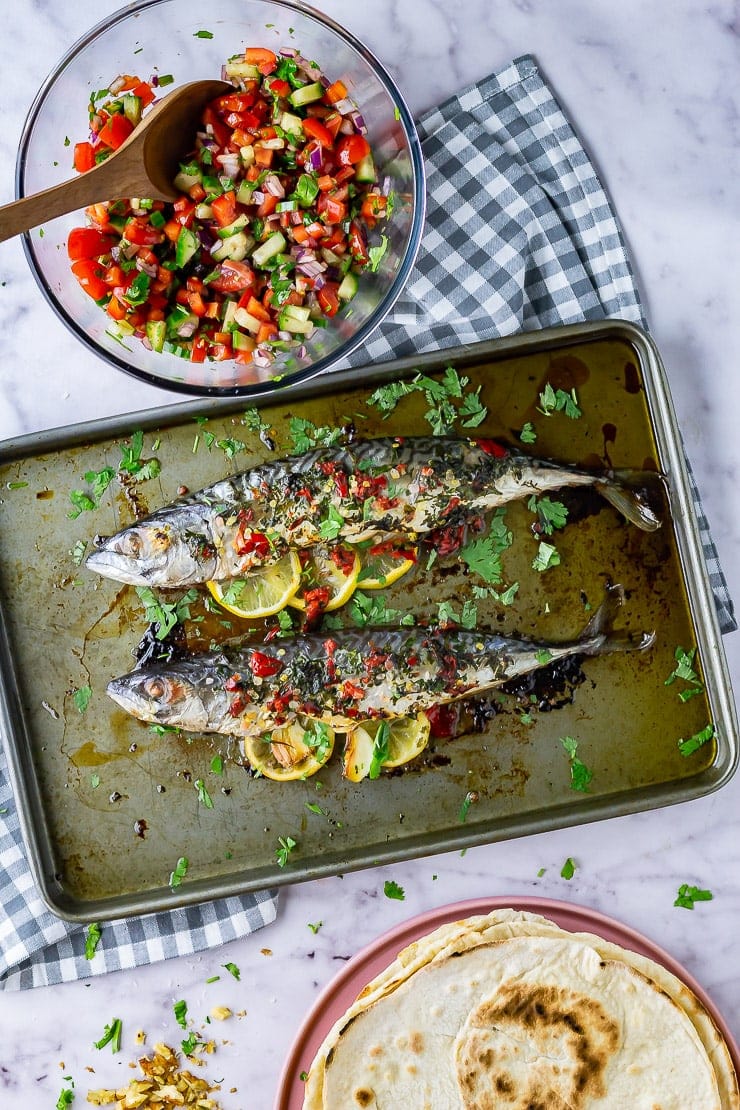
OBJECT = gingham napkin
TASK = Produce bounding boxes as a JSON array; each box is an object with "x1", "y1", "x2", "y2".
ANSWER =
[{"x1": 0, "y1": 53, "x2": 733, "y2": 992}]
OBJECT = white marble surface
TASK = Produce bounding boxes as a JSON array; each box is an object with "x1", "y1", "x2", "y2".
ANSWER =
[{"x1": 1, "y1": 0, "x2": 740, "y2": 1105}]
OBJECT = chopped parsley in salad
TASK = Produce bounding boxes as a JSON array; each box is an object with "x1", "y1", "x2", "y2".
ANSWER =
[{"x1": 68, "y1": 48, "x2": 394, "y2": 369}]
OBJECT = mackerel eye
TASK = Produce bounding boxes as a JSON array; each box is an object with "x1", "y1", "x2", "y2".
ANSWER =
[
  {"x1": 119, "y1": 532, "x2": 142, "y2": 558},
  {"x1": 144, "y1": 677, "x2": 168, "y2": 701}
]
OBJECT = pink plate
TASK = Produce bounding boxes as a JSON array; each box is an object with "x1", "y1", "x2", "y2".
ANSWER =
[{"x1": 275, "y1": 895, "x2": 740, "y2": 1109}]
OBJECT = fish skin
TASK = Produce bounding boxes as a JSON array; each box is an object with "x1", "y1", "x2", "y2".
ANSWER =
[
  {"x1": 86, "y1": 437, "x2": 661, "y2": 588},
  {"x1": 106, "y1": 585, "x2": 654, "y2": 737}
]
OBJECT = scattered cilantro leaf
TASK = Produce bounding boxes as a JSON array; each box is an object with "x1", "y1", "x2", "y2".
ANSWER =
[
  {"x1": 56, "y1": 1085, "x2": 75, "y2": 1109},
  {"x1": 169, "y1": 856, "x2": 189, "y2": 890},
  {"x1": 520, "y1": 422, "x2": 537, "y2": 444},
  {"x1": 216, "y1": 437, "x2": 246, "y2": 459},
  {"x1": 458, "y1": 388, "x2": 488, "y2": 428},
  {"x1": 303, "y1": 720, "x2": 332, "y2": 762},
  {"x1": 90, "y1": 773, "x2": 100, "y2": 789},
  {"x1": 383, "y1": 879, "x2": 405, "y2": 900},
  {"x1": 560, "y1": 857, "x2": 577, "y2": 880},
  {"x1": 289, "y1": 416, "x2": 343, "y2": 454},
  {"x1": 527, "y1": 495, "x2": 569, "y2": 535},
  {"x1": 135, "y1": 586, "x2": 198, "y2": 639},
  {"x1": 532, "y1": 541, "x2": 560, "y2": 572},
  {"x1": 319, "y1": 503, "x2": 345, "y2": 541},
  {"x1": 460, "y1": 522, "x2": 511, "y2": 585},
  {"x1": 195, "y1": 778, "x2": 214, "y2": 809},
  {"x1": 674, "y1": 884, "x2": 713, "y2": 910},
  {"x1": 458, "y1": 791, "x2": 475, "y2": 822},
  {"x1": 537, "y1": 384, "x2": 582, "y2": 419},
  {"x1": 368, "y1": 234, "x2": 389, "y2": 272},
  {"x1": 70, "y1": 539, "x2": 87, "y2": 566},
  {"x1": 210, "y1": 754, "x2": 224, "y2": 776},
  {"x1": 173, "y1": 999, "x2": 188, "y2": 1028},
  {"x1": 536, "y1": 649, "x2": 552, "y2": 665},
  {"x1": 307, "y1": 921, "x2": 323, "y2": 934},
  {"x1": 73, "y1": 685, "x2": 92, "y2": 714},
  {"x1": 368, "y1": 720, "x2": 391, "y2": 780},
  {"x1": 366, "y1": 367, "x2": 488, "y2": 436},
  {"x1": 276, "y1": 835, "x2": 297, "y2": 867},
  {"x1": 194, "y1": 29, "x2": 214, "y2": 37},
  {"x1": 94, "y1": 1018, "x2": 122, "y2": 1053},
  {"x1": 678, "y1": 723, "x2": 715, "y2": 757},
  {"x1": 350, "y1": 590, "x2": 415, "y2": 628},
  {"x1": 222, "y1": 961, "x2": 241, "y2": 980},
  {"x1": 181, "y1": 1032, "x2": 200, "y2": 1055},
  {"x1": 84, "y1": 923, "x2": 102, "y2": 959},
  {"x1": 559, "y1": 736, "x2": 593, "y2": 793}
]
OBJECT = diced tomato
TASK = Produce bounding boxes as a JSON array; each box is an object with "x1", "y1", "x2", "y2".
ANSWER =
[
  {"x1": 116, "y1": 74, "x2": 143, "y2": 92},
  {"x1": 244, "y1": 47, "x2": 277, "y2": 75},
  {"x1": 211, "y1": 190, "x2": 238, "y2": 228},
  {"x1": 97, "y1": 113, "x2": 134, "y2": 150},
  {"x1": 123, "y1": 218, "x2": 163, "y2": 246},
  {"x1": 163, "y1": 219, "x2": 181, "y2": 243},
  {"x1": 73, "y1": 142, "x2": 96, "y2": 173},
  {"x1": 253, "y1": 145, "x2": 274, "y2": 168},
  {"x1": 256, "y1": 192, "x2": 278, "y2": 218},
  {"x1": 316, "y1": 193, "x2": 346, "y2": 225},
  {"x1": 361, "y1": 193, "x2": 387, "y2": 221},
  {"x1": 209, "y1": 261, "x2": 255, "y2": 294},
  {"x1": 202, "y1": 105, "x2": 233, "y2": 149},
  {"x1": 323, "y1": 112, "x2": 345, "y2": 141},
  {"x1": 67, "y1": 227, "x2": 115, "y2": 261},
  {"x1": 187, "y1": 291, "x2": 207, "y2": 317},
  {"x1": 324, "y1": 79, "x2": 348, "y2": 104},
  {"x1": 256, "y1": 322, "x2": 278, "y2": 344},
  {"x1": 106, "y1": 295, "x2": 127, "y2": 320},
  {"x1": 190, "y1": 336, "x2": 208, "y2": 362},
  {"x1": 189, "y1": 182, "x2": 207, "y2": 202},
  {"x1": 348, "y1": 220, "x2": 369, "y2": 264},
  {"x1": 246, "y1": 295, "x2": 271, "y2": 323},
  {"x1": 302, "y1": 117, "x2": 334, "y2": 147},
  {"x1": 71, "y1": 259, "x2": 108, "y2": 300},
  {"x1": 317, "y1": 282, "x2": 340, "y2": 317},
  {"x1": 172, "y1": 197, "x2": 196, "y2": 226},
  {"x1": 131, "y1": 80, "x2": 156, "y2": 107},
  {"x1": 336, "y1": 133, "x2": 371, "y2": 166},
  {"x1": 215, "y1": 92, "x2": 257, "y2": 113},
  {"x1": 268, "y1": 78, "x2": 291, "y2": 98}
]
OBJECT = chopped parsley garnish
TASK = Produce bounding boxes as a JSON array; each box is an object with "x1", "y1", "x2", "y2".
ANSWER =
[
  {"x1": 90, "y1": 773, "x2": 100, "y2": 789},
  {"x1": 216, "y1": 437, "x2": 246, "y2": 459},
  {"x1": 173, "y1": 999, "x2": 188, "y2": 1028},
  {"x1": 458, "y1": 790, "x2": 476, "y2": 822},
  {"x1": 437, "y1": 600, "x2": 477, "y2": 629},
  {"x1": 350, "y1": 591, "x2": 415, "y2": 628},
  {"x1": 460, "y1": 513, "x2": 512, "y2": 585},
  {"x1": 305, "y1": 801, "x2": 328, "y2": 816},
  {"x1": 68, "y1": 464, "x2": 115, "y2": 517},
  {"x1": 169, "y1": 855, "x2": 189, "y2": 890},
  {"x1": 194, "y1": 29, "x2": 214, "y2": 37},
  {"x1": 674, "y1": 884, "x2": 713, "y2": 910},
  {"x1": 276, "y1": 835, "x2": 297, "y2": 867},
  {"x1": 94, "y1": 1018, "x2": 122, "y2": 1053},
  {"x1": 118, "y1": 429, "x2": 161, "y2": 480},
  {"x1": 519, "y1": 422, "x2": 537, "y2": 444},
  {"x1": 527, "y1": 495, "x2": 568, "y2": 535},
  {"x1": 559, "y1": 736, "x2": 593, "y2": 793},
  {"x1": 535, "y1": 649, "x2": 552, "y2": 665},
  {"x1": 532, "y1": 541, "x2": 560, "y2": 572},
  {"x1": 368, "y1": 721, "x2": 391, "y2": 780},
  {"x1": 210, "y1": 754, "x2": 224, "y2": 776},
  {"x1": 73, "y1": 685, "x2": 92, "y2": 714},
  {"x1": 537, "y1": 867, "x2": 546, "y2": 878},
  {"x1": 367, "y1": 366, "x2": 488, "y2": 436},
  {"x1": 222, "y1": 961, "x2": 241, "y2": 980},
  {"x1": 242, "y1": 407, "x2": 275, "y2": 448},
  {"x1": 56, "y1": 1086, "x2": 75, "y2": 1109},
  {"x1": 303, "y1": 720, "x2": 332, "y2": 763},
  {"x1": 665, "y1": 646, "x2": 704, "y2": 701},
  {"x1": 289, "y1": 416, "x2": 343, "y2": 454},
  {"x1": 195, "y1": 778, "x2": 214, "y2": 809},
  {"x1": 383, "y1": 879, "x2": 405, "y2": 900},
  {"x1": 307, "y1": 921, "x2": 323, "y2": 934},
  {"x1": 677, "y1": 723, "x2": 715, "y2": 757},
  {"x1": 560, "y1": 857, "x2": 577, "y2": 880},
  {"x1": 181, "y1": 1032, "x2": 200, "y2": 1055},
  {"x1": 318, "y1": 503, "x2": 345, "y2": 541},
  {"x1": 368, "y1": 234, "x2": 389, "y2": 272},
  {"x1": 70, "y1": 539, "x2": 87, "y2": 566},
  {"x1": 537, "y1": 383, "x2": 582, "y2": 419},
  {"x1": 135, "y1": 586, "x2": 198, "y2": 639},
  {"x1": 84, "y1": 922, "x2": 102, "y2": 960}
]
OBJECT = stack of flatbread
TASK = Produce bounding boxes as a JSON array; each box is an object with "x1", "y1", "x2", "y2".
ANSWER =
[{"x1": 302, "y1": 908, "x2": 739, "y2": 1109}]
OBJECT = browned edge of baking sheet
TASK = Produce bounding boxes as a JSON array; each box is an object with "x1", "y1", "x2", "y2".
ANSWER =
[{"x1": 0, "y1": 319, "x2": 736, "y2": 922}]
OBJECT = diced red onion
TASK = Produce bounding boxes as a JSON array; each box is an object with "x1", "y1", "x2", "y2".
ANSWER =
[
  {"x1": 382, "y1": 175, "x2": 392, "y2": 195},
  {"x1": 313, "y1": 274, "x2": 326, "y2": 291},
  {"x1": 136, "y1": 257, "x2": 158, "y2": 277},
  {"x1": 253, "y1": 347, "x2": 274, "y2": 368},
  {"x1": 141, "y1": 337, "x2": 153, "y2": 350},
  {"x1": 319, "y1": 75, "x2": 331, "y2": 88},
  {"x1": 122, "y1": 241, "x2": 140, "y2": 260},
  {"x1": 297, "y1": 345, "x2": 307, "y2": 359},
  {"x1": 278, "y1": 330, "x2": 292, "y2": 341},
  {"x1": 263, "y1": 174, "x2": 285, "y2": 198},
  {"x1": 134, "y1": 328, "x2": 146, "y2": 339},
  {"x1": 297, "y1": 259, "x2": 326, "y2": 279},
  {"x1": 177, "y1": 320, "x2": 199, "y2": 339},
  {"x1": 294, "y1": 55, "x2": 323, "y2": 81},
  {"x1": 251, "y1": 191, "x2": 265, "y2": 205},
  {"x1": 331, "y1": 98, "x2": 355, "y2": 116},
  {"x1": 109, "y1": 75, "x2": 127, "y2": 95},
  {"x1": 279, "y1": 47, "x2": 298, "y2": 57},
  {"x1": 217, "y1": 152, "x2": 241, "y2": 176},
  {"x1": 339, "y1": 118, "x2": 355, "y2": 135},
  {"x1": 289, "y1": 210, "x2": 303, "y2": 226},
  {"x1": 309, "y1": 146, "x2": 324, "y2": 171},
  {"x1": 198, "y1": 227, "x2": 217, "y2": 250},
  {"x1": 220, "y1": 64, "x2": 229, "y2": 81},
  {"x1": 349, "y1": 111, "x2": 367, "y2": 134}
]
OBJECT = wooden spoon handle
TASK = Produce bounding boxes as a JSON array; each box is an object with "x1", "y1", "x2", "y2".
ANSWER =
[{"x1": 0, "y1": 158, "x2": 166, "y2": 245}]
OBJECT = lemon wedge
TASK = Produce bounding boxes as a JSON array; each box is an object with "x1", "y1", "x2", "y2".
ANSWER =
[
  {"x1": 342, "y1": 713, "x2": 431, "y2": 781},
  {"x1": 357, "y1": 539, "x2": 418, "y2": 590},
  {"x1": 244, "y1": 717, "x2": 334, "y2": 781},
  {"x1": 289, "y1": 544, "x2": 361, "y2": 613},
  {"x1": 207, "y1": 550, "x2": 302, "y2": 619}
]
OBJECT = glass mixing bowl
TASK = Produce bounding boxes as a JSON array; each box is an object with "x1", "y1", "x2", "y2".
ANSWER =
[{"x1": 17, "y1": 0, "x2": 425, "y2": 396}]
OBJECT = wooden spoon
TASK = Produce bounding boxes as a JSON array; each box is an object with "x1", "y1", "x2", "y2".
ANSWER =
[{"x1": 0, "y1": 80, "x2": 232, "y2": 244}]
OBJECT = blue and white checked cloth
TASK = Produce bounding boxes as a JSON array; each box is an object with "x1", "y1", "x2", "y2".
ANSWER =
[{"x1": 0, "y1": 53, "x2": 733, "y2": 990}]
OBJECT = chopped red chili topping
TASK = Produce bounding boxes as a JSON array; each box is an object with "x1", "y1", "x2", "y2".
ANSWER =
[
  {"x1": 249, "y1": 650, "x2": 283, "y2": 678},
  {"x1": 475, "y1": 438, "x2": 509, "y2": 458}
]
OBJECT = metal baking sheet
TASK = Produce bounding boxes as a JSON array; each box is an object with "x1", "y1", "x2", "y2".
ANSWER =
[{"x1": 0, "y1": 320, "x2": 736, "y2": 922}]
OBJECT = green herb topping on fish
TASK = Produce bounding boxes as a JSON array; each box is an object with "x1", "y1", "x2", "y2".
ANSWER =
[
  {"x1": 107, "y1": 585, "x2": 654, "y2": 738},
  {"x1": 86, "y1": 437, "x2": 660, "y2": 589}
]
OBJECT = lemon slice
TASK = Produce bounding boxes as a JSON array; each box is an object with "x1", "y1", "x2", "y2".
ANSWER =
[
  {"x1": 357, "y1": 539, "x2": 418, "y2": 590},
  {"x1": 289, "y1": 544, "x2": 361, "y2": 613},
  {"x1": 207, "y1": 550, "x2": 301, "y2": 618},
  {"x1": 342, "y1": 713, "x2": 431, "y2": 782},
  {"x1": 244, "y1": 717, "x2": 334, "y2": 780}
]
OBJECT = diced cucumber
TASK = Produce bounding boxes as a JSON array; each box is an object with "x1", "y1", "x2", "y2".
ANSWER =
[
  {"x1": 195, "y1": 203, "x2": 214, "y2": 220},
  {"x1": 239, "y1": 145, "x2": 256, "y2": 168},
  {"x1": 234, "y1": 307, "x2": 263, "y2": 334},
  {"x1": 173, "y1": 168, "x2": 202, "y2": 192},
  {"x1": 232, "y1": 331, "x2": 256, "y2": 352},
  {"x1": 276, "y1": 199, "x2": 298, "y2": 212},
  {"x1": 252, "y1": 230, "x2": 286, "y2": 267},
  {"x1": 146, "y1": 319, "x2": 166, "y2": 352},
  {"x1": 122, "y1": 94, "x2": 142, "y2": 127},
  {"x1": 279, "y1": 111, "x2": 304, "y2": 138},
  {"x1": 289, "y1": 82, "x2": 324, "y2": 108},
  {"x1": 216, "y1": 213, "x2": 249, "y2": 239},
  {"x1": 337, "y1": 271, "x2": 359, "y2": 301},
  {"x1": 354, "y1": 152, "x2": 376, "y2": 183},
  {"x1": 175, "y1": 227, "x2": 199, "y2": 268},
  {"x1": 108, "y1": 318, "x2": 135, "y2": 337},
  {"x1": 278, "y1": 311, "x2": 314, "y2": 335},
  {"x1": 211, "y1": 232, "x2": 250, "y2": 262},
  {"x1": 224, "y1": 60, "x2": 261, "y2": 79},
  {"x1": 221, "y1": 300, "x2": 239, "y2": 330},
  {"x1": 236, "y1": 179, "x2": 255, "y2": 204},
  {"x1": 280, "y1": 303, "x2": 311, "y2": 323}
]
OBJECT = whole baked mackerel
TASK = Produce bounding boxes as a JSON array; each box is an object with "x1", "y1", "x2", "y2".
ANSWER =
[
  {"x1": 107, "y1": 585, "x2": 654, "y2": 736},
  {"x1": 87, "y1": 436, "x2": 660, "y2": 588}
]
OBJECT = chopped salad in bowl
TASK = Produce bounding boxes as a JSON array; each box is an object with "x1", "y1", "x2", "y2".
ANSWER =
[{"x1": 17, "y1": 0, "x2": 425, "y2": 395}]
